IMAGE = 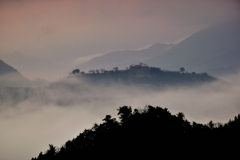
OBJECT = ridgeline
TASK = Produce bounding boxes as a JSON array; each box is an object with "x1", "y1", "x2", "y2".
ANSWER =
[{"x1": 69, "y1": 64, "x2": 217, "y2": 87}]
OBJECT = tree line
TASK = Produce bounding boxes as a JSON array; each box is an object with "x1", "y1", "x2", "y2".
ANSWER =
[
  {"x1": 69, "y1": 64, "x2": 216, "y2": 87},
  {"x1": 32, "y1": 105, "x2": 240, "y2": 160}
]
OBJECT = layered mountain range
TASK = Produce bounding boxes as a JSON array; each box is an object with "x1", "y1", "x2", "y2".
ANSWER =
[{"x1": 76, "y1": 21, "x2": 240, "y2": 77}]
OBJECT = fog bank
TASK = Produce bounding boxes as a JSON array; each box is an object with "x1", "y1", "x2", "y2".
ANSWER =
[{"x1": 0, "y1": 74, "x2": 240, "y2": 160}]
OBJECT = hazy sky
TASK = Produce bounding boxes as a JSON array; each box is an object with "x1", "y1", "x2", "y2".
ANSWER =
[{"x1": 0, "y1": 0, "x2": 239, "y2": 80}]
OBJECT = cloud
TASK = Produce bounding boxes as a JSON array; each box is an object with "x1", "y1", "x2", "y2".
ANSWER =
[{"x1": 73, "y1": 53, "x2": 105, "y2": 65}]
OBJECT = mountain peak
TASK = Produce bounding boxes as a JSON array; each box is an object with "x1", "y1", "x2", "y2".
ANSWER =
[
  {"x1": 0, "y1": 59, "x2": 18, "y2": 75},
  {"x1": 144, "y1": 20, "x2": 240, "y2": 76},
  {"x1": 0, "y1": 59, "x2": 29, "y2": 87}
]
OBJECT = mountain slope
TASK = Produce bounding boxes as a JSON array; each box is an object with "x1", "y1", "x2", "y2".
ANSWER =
[
  {"x1": 76, "y1": 43, "x2": 173, "y2": 71},
  {"x1": 144, "y1": 21, "x2": 240, "y2": 76},
  {"x1": 0, "y1": 59, "x2": 28, "y2": 87},
  {"x1": 76, "y1": 21, "x2": 240, "y2": 76},
  {"x1": 0, "y1": 59, "x2": 18, "y2": 75}
]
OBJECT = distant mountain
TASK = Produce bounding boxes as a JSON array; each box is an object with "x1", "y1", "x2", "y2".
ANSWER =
[
  {"x1": 0, "y1": 59, "x2": 28, "y2": 87},
  {"x1": 145, "y1": 21, "x2": 240, "y2": 76},
  {"x1": 76, "y1": 21, "x2": 240, "y2": 76},
  {"x1": 76, "y1": 43, "x2": 173, "y2": 72},
  {"x1": 0, "y1": 59, "x2": 18, "y2": 75}
]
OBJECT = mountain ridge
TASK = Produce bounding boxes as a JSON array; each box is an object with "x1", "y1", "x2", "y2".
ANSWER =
[
  {"x1": 76, "y1": 21, "x2": 240, "y2": 76},
  {"x1": 76, "y1": 43, "x2": 173, "y2": 71},
  {"x1": 0, "y1": 59, "x2": 29, "y2": 87},
  {"x1": 145, "y1": 21, "x2": 240, "y2": 75},
  {"x1": 0, "y1": 59, "x2": 18, "y2": 75}
]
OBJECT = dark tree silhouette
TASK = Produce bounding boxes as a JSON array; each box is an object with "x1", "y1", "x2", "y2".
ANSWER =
[
  {"x1": 71, "y1": 69, "x2": 80, "y2": 75},
  {"x1": 76, "y1": 64, "x2": 216, "y2": 88},
  {"x1": 113, "y1": 67, "x2": 118, "y2": 71},
  {"x1": 179, "y1": 67, "x2": 185, "y2": 73},
  {"x1": 32, "y1": 105, "x2": 240, "y2": 160},
  {"x1": 117, "y1": 106, "x2": 132, "y2": 123}
]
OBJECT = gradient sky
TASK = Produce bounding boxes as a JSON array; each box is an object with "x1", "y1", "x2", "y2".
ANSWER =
[{"x1": 1, "y1": 0, "x2": 240, "y2": 80}]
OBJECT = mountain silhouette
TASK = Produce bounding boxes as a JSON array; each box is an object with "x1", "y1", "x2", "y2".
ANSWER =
[
  {"x1": 145, "y1": 20, "x2": 240, "y2": 76},
  {"x1": 0, "y1": 59, "x2": 28, "y2": 87},
  {"x1": 76, "y1": 21, "x2": 240, "y2": 76},
  {"x1": 71, "y1": 64, "x2": 217, "y2": 88},
  {"x1": 76, "y1": 43, "x2": 173, "y2": 71}
]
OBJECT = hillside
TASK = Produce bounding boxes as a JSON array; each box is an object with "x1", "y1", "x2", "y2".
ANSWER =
[
  {"x1": 71, "y1": 64, "x2": 217, "y2": 88},
  {"x1": 145, "y1": 21, "x2": 240, "y2": 76},
  {"x1": 76, "y1": 43, "x2": 173, "y2": 71},
  {"x1": 76, "y1": 21, "x2": 240, "y2": 77},
  {"x1": 0, "y1": 59, "x2": 28, "y2": 87},
  {"x1": 0, "y1": 59, "x2": 18, "y2": 75},
  {"x1": 32, "y1": 105, "x2": 240, "y2": 160}
]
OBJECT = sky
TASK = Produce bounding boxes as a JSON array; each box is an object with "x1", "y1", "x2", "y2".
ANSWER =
[{"x1": 1, "y1": 0, "x2": 240, "y2": 81}]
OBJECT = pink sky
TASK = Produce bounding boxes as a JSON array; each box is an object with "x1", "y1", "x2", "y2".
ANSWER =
[{"x1": 0, "y1": 0, "x2": 239, "y2": 80}]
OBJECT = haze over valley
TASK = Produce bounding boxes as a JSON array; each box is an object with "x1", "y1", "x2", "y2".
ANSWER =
[{"x1": 1, "y1": 59, "x2": 240, "y2": 160}]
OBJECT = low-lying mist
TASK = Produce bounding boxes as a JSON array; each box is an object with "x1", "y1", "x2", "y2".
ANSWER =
[{"x1": 1, "y1": 74, "x2": 240, "y2": 160}]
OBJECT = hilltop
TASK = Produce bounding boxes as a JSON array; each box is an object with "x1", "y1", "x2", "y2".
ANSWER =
[{"x1": 70, "y1": 64, "x2": 217, "y2": 88}]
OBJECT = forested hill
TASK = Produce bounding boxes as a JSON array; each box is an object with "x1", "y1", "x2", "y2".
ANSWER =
[
  {"x1": 32, "y1": 105, "x2": 240, "y2": 160},
  {"x1": 70, "y1": 64, "x2": 217, "y2": 87}
]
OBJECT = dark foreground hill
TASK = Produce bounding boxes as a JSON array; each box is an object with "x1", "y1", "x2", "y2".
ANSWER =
[{"x1": 32, "y1": 105, "x2": 240, "y2": 160}]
